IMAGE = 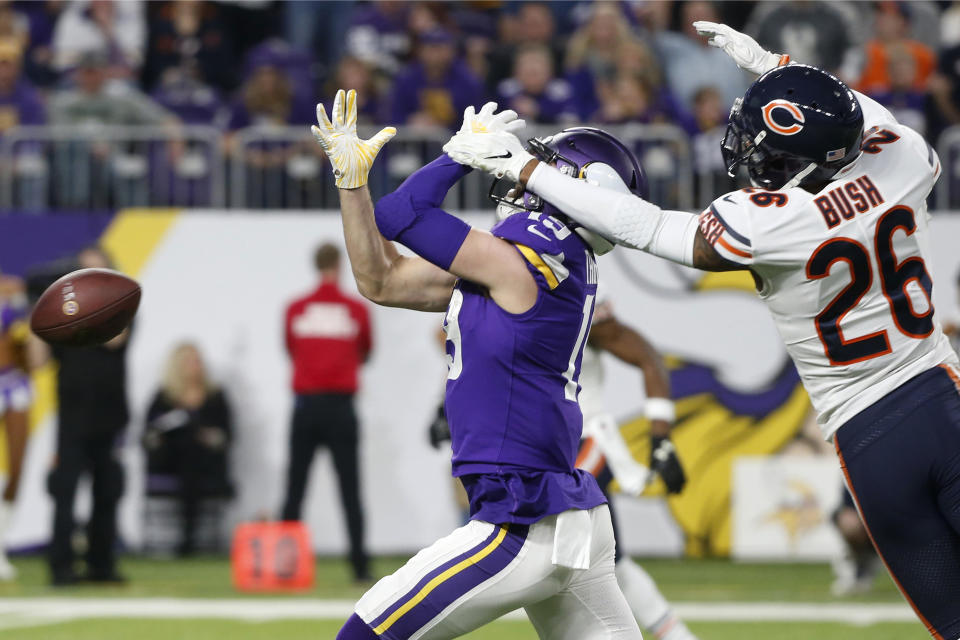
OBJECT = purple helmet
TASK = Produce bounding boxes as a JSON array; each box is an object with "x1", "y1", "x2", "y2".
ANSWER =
[{"x1": 491, "y1": 127, "x2": 648, "y2": 221}]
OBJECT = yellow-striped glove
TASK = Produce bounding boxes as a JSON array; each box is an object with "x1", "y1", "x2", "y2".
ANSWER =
[{"x1": 311, "y1": 89, "x2": 396, "y2": 190}]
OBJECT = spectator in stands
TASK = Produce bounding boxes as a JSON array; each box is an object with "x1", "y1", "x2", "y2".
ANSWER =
[
  {"x1": 144, "y1": 342, "x2": 233, "y2": 557},
  {"x1": 928, "y1": 42, "x2": 960, "y2": 139},
  {"x1": 488, "y1": 3, "x2": 563, "y2": 89},
  {"x1": 325, "y1": 56, "x2": 381, "y2": 126},
  {"x1": 599, "y1": 39, "x2": 693, "y2": 130},
  {"x1": 51, "y1": 0, "x2": 146, "y2": 80},
  {"x1": 689, "y1": 85, "x2": 733, "y2": 200},
  {"x1": 9, "y1": 1, "x2": 63, "y2": 87},
  {"x1": 595, "y1": 72, "x2": 695, "y2": 133},
  {"x1": 496, "y1": 43, "x2": 579, "y2": 125},
  {"x1": 565, "y1": 2, "x2": 641, "y2": 88},
  {"x1": 141, "y1": 0, "x2": 235, "y2": 93},
  {"x1": 226, "y1": 63, "x2": 297, "y2": 130},
  {"x1": 454, "y1": 8, "x2": 497, "y2": 93},
  {"x1": 866, "y1": 43, "x2": 928, "y2": 135},
  {"x1": 747, "y1": 1, "x2": 855, "y2": 78},
  {"x1": 48, "y1": 48, "x2": 177, "y2": 127},
  {"x1": 48, "y1": 49, "x2": 180, "y2": 208},
  {"x1": 151, "y1": 67, "x2": 225, "y2": 127},
  {"x1": 345, "y1": 1, "x2": 412, "y2": 76},
  {"x1": 0, "y1": 37, "x2": 45, "y2": 135},
  {"x1": 281, "y1": 243, "x2": 373, "y2": 583},
  {"x1": 654, "y1": 1, "x2": 749, "y2": 112},
  {"x1": 388, "y1": 27, "x2": 483, "y2": 129},
  {"x1": 857, "y1": 2, "x2": 935, "y2": 95}
]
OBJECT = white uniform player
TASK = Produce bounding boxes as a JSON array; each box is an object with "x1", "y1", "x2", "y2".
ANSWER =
[
  {"x1": 700, "y1": 93, "x2": 957, "y2": 439},
  {"x1": 442, "y1": 21, "x2": 960, "y2": 640},
  {"x1": 576, "y1": 283, "x2": 699, "y2": 640}
]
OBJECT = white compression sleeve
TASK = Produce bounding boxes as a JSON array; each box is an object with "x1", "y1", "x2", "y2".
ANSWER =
[
  {"x1": 646, "y1": 209, "x2": 699, "y2": 266},
  {"x1": 527, "y1": 163, "x2": 661, "y2": 250},
  {"x1": 527, "y1": 163, "x2": 698, "y2": 265}
]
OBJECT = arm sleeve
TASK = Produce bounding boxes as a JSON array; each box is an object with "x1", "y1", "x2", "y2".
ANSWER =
[
  {"x1": 374, "y1": 154, "x2": 472, "y2": 270},
  {"x1": 526, "y1": 163, "x2": 662, "y2": 250},
  {"x1": 696, "y1": 194, "x2": 756, "y2": 266},
  {"x1": 525, "y1": 163, "x2": 699, "y2": 266}
]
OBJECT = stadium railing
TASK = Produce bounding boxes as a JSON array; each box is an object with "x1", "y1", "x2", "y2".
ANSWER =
[
  {"x1": 0, "y1": 124, "x2": 225, "y2": 212},
  {"x1": 229, "y1": 123, "x2": 696, "y2": 212},
  {"x1": 0, "y1": 122, "x2": 709, "y2": 213}
]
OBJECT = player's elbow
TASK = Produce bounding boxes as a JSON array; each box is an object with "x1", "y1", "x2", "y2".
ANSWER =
[
  {"x1": 374, "y1": 191, "x2": 417, "y2": 241},
  {"x1": 354, "y1": 275, "x2": 389, "y2": 305}
]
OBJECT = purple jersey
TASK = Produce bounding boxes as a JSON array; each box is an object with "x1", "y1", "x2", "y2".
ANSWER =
[{"x1": 443, "y1": 211, "x2": 606, "y2": 524}]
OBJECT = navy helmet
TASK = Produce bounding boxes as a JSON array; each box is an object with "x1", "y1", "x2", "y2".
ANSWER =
[
  {"x1": 491, "y1": 126, "x2": 647, "y2": 219},
  {"x1": 722, "y1": 64, "x2": 864, "y2": 191}
]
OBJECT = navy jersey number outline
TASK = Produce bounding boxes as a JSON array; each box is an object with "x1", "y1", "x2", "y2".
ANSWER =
[
  {"x1": 806, "y1": 205, "x2": 934, "y2": 366},
  {"x1": 860, "y1": 127, "x2": 900, "y2": 154}
]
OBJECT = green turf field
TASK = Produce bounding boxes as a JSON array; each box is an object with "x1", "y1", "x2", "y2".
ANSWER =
[
  {"x1": 0, "y1": 619, "x2": 932, "y2": 640},
  {"x1": 0, "y1": 555, "x2": 927, "y2": 640}
]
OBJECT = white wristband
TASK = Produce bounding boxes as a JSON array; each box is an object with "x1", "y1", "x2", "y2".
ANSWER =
[{"x1": 644, "y1": 398, "x2": 676, "y2": 423}]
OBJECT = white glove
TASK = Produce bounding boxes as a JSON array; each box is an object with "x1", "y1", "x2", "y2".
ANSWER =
[
  {"x1": 693, "y1": 21, "x2": 787, "y2": 76},
  {"x1": 444, "y1": 129, "x2": 535, "y2": 182},
  {"x1": 311, "y1": 88, "x2": 396, "y2": 189},
  {"x1": 584, "y1": 414, "x2": 652, "y2": 498},
  {"x1": 445, "y1": 103, "x2": 533, "y2": 181},
  {"x1": 457, "y1": 101, "x2": 527, "y2": 135}
]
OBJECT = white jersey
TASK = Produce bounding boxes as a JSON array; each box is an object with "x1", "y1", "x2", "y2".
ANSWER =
[
  {"x1": 578, "y1": 281, "x2": 613, "y2": 422},
  {"x1": 699, "y1": 92, "x2": 959, "y2": 439}
]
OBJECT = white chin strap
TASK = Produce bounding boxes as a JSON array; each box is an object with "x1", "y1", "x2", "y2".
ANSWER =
[{"x1": 780, "y1": 162, "x2": 818, "y2": 189}]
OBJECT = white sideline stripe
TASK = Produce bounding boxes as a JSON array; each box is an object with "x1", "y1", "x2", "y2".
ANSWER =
[{"x1": 0, "y1": 599, "x2": 917, "y2": 625}]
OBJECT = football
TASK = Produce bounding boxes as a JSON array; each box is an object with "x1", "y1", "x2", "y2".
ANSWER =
[{"x1": 30, "y1": 268, "x2": 141, "y2": 347}]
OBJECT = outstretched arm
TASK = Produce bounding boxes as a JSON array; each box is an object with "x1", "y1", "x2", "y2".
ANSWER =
[
  {"x1": 586, "y1": 312, "x2": 687, "y2": 494},
  {"x1": 520, "y1": 159, "x2": 745, "y2": 272},
  {"x1": 587, "y1": 315, "x2": 671, "y2": 436},
  {"x1": 339, "y1": 186, "x2": 456, "y2": 311},
  {"x1": 443, "y1": 125, "x2": 744, "y2": 273},
  {"x1": 370, "y1": 105, "x2": 539, "y2": 314},
  {"x1": 312, "y1": 89, "x2": 456, "y2": 311}
]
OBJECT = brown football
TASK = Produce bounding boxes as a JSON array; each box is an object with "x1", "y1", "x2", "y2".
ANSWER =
[{"x1": 30, "y1": 268, "x2": 141, "y2": 347}]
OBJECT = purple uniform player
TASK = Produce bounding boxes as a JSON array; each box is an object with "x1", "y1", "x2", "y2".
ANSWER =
[
  {"x1": 446, "y1": 210, "x2": 604, "y2": 525},
  {"x1": 312, "y1": 91, "x2": 643, "y2": 640}
]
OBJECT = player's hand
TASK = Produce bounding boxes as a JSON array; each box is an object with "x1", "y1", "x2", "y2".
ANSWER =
[
  {"x1": 311, "y1": 88, "x2": 396, "y2": 189},
  {"x1": 693, "y1": 21, "x2": 787, "y2": 76},
  {"x1": 650, "y1": 435, "x2": 686, "y2": 494},
  {"x1": 457, "y1": 102, "x2": 527, "y2": 136},
  {"x1": 614, "y1": 459, "x2": 653, "y2": 498},
  {"x1": 444, "y1": 128, "x2": 535, "y2": 182},
  {"x1": 427, "y1": 403, "x2": 451, "y2": 449}
]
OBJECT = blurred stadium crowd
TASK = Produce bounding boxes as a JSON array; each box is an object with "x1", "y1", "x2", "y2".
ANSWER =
[{"x1": 2, "y1": 0, "x2": 960, "y2": 211}]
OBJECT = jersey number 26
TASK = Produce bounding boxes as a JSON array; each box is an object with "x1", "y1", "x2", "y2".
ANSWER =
[{"x1": 806, "y1": 205, "x2": 934, "y2": 366}]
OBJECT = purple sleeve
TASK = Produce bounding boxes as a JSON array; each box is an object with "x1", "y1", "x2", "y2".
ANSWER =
[{"x1": 374, "y1": 154, "x2": 472, "y2": 270}]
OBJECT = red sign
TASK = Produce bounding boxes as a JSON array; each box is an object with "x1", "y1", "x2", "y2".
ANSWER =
[{"x1": 231, "y1": 521, "x2": 314, "y2": 591}]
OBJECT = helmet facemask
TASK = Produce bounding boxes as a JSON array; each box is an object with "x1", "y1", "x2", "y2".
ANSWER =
[
  {"x1": 722, "y1": 94, "x2": 863, "y2": 191},
  {"x1": 488, "y1": 135, "x2": 577, "y2": 219}
]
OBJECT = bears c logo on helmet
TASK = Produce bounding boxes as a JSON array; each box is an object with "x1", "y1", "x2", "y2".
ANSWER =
[{"x1": 761, "y1": 99, "x2": 805, "y2": 136}]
